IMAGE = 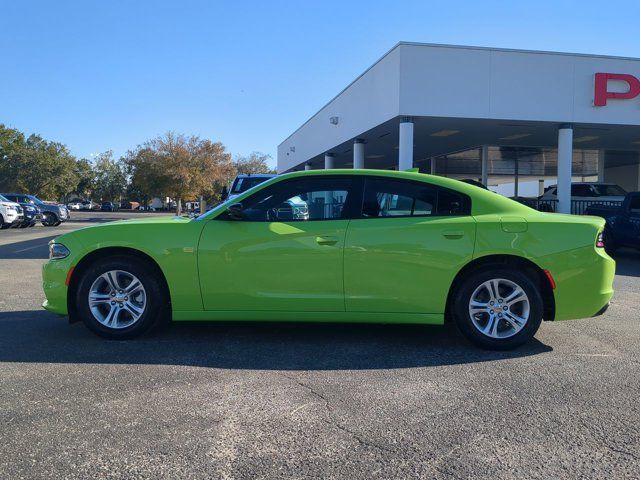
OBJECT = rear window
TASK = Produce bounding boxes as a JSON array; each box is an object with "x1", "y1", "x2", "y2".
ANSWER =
[
  {"x1": 592, "y1": 184, "x2": 627, "y2": 196},
  {"x1": 361, "y1": 177, "x2": 470, "y2": 218}
]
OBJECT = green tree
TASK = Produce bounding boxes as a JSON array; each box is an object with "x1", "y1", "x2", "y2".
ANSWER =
[
  {"x1": 73, "y1": 158, "x2": 96, "y2": 200},
  {"x1": 92, "y1": 151, "x2": 127, "y2": 202},
  {"x1": 0, "y1": 124, "x2": 78, "y2": 200},
  {"x1": 125, "y1": 132, "x2": 235, "y2": 214},
  {"x1": 0, "y1": 125, "x2": 26, "y2": 192},
  {"x1": 233, "y1": 151, "x2": 276, "y2": 175}
]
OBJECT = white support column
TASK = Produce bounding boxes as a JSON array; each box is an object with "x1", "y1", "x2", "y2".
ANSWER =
[
  {"x1": 557, "y1": 124, "x2": 573, "y2": 214},
  {"x1": 353, "y1": 139, "x2": 365, "y2": 169},
  {"x1": 398, "y1": 118, "x2": 414, "y2": 171},
  {"x1": 324, "y1": 153, "x2": 334, "y2": 170},
  {"x1": 480, "y1": 145, "x2": 489, "y2": 186},
  {"x1": 430, "y1": 157, "x2": 437, "y2": 175},
  {"x1": 597, "y1": 149, "x2": 605, "y2": 182},
  {"x1": 538, "y1": 179, "x2": 545, "y2": 196},
  {"x1": 304, "y1": 163, "x2": 312, "y2": 171},
  {"x1": 323, "y1": 154, "x2": 334, "y2": 217}
]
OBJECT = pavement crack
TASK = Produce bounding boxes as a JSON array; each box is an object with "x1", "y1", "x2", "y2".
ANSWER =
[
  {"x1": 605, "y1": 445, "x2": 639, "y2": 460},
  {"x1": 280, "y1": 372, "x2": 394, "y2": 454},
  {"x1": 279, "y1": 372, "x2": 332, "y2": 411}
]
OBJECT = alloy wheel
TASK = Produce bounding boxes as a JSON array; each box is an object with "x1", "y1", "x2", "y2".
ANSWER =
[
  {"x1": 88, "y1": 270, "x2": 147, "y2": 329},
  {"x1": 468, "y1": 278, "x2": 530, "y2": 339}
]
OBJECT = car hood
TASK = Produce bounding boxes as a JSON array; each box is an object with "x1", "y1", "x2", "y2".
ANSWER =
[
  {"x1": 54, "y1": 215, "x2": 195, "y2": 249},
  {"x1": 97, "y1": 215, "x2": 192, "y2": 226}
]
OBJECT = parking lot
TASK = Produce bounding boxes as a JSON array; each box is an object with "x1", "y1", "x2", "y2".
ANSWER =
[{"x1": 1, "y1": 212, "x2": 639, "y2": 479}]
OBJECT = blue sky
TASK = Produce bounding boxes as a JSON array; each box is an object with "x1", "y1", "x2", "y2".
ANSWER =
[{"x1": 2, "y1": 0, "x2": 639, "y2": 168}]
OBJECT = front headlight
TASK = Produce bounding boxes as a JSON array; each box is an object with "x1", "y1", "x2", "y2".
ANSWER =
[{"x1": 49, "y1": 243, "x2": 70, "y2": 260}]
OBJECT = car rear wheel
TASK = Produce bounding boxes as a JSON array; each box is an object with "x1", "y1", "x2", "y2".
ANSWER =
[
  {"x1": 75, "y1": 255, "x2": 167, "y2": 339},
  {"x1": 452, "y1": 266, "x2": 543, "y2": 350}
]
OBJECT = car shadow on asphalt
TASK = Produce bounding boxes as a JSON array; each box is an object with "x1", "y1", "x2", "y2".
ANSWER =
[
  {"x1": 0, "y1": 310, "x2": 552, "y2": 370},
  {"x1": 0, "y1": 235, "x2": 59, "y2": 259}
]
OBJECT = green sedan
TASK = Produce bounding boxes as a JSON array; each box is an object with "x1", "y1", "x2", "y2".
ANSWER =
[{"x1": 42, "y1": 170, "x2": 615, "y2": 349}]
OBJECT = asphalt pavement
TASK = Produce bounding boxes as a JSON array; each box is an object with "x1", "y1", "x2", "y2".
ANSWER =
[{"x1": 1, "y1": 212, "x2": 639, "y2": 479}]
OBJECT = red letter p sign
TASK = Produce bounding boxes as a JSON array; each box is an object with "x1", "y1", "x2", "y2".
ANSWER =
[{"x1": 594, "y1": 73, "x2": 640, "y2": 106}]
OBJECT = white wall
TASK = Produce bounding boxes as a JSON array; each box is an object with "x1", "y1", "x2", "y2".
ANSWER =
[
  {"x1": 277, "y1": 47, "x2": 401, "y2": 172},
  {"x1": 605, "y1": 164, "x2": 640, "y2": 192},
  {"x1": 398, "y1": 44, "x2": 640, "y2": 124},
  {"x1": 279, "y1": 43, "x2": 640, "y2": 172}
]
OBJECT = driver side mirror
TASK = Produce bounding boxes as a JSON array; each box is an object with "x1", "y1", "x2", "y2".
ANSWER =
[{"x1": 227, "y1": 202, "x2": 245, "y2": 220}]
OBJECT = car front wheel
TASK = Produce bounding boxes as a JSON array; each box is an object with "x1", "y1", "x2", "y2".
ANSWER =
[
  {"x1": 42, "y1": 213, "x2": 58, "y2": 226},
  {"x1": 75, "y1": 256, "x2": 167, "y2": 339},
  {"x1": 452, "y1": 267, "x2": 543, "y2": 350}
]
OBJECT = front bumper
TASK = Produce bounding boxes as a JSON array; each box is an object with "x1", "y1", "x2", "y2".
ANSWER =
[
  {"x1": 42, "y1": 257, "x2": 71, "y2": 315},
  {"x1": 22, "y1": 211, "x2": 41, "y2": 224}
]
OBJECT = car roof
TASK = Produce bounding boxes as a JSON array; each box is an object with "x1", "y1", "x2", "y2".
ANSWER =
[
  {"x1": 269, "y1": 169, "x2": 534, "y2": 215},
  {"x1": 236, "y1": 173, "x2": 276, "y2": 178}
]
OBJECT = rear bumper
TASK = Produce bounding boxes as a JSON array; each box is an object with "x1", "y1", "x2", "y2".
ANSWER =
[
  {"x1": 593, "y1": 302, "x2": 610, "y2": 317},
  {"x1": 539, "y1": 245, "x2": 615, "y2": 321}
]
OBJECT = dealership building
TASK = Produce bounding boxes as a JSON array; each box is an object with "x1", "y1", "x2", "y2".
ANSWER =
[{"x1": 277, "y1": 43, "x2": 640, "y2": 213}]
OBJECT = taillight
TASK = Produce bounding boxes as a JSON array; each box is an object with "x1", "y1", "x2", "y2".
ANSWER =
[{"x1": 596, "y1": 232, "x2": 605, "y2": 248}]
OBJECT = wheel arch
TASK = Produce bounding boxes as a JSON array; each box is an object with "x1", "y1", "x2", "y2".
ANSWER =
[
  {"x1": 67, "y1": 246, "x2": 171, "y2": 323},
  {"x1": 445, "y1": 254, "x2": 555, "y2": 323}
]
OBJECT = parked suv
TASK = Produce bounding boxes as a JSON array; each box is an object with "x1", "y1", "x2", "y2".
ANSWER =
[
  {"x1": 1, "y1": 194, "x2": 42, "y2": 227},
  {"x1": 0, "y1": 194, "x2": 24, "y2": 229},
  {"x1": 2, "y1": 193, "x2": 69, "y2": 227},
  {"x1": 227, "y1": 174, "x2": 276, "y2": 201}
]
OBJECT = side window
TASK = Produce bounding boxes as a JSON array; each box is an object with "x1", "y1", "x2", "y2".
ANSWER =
[
  {"x1": 362, "y1": 177, "x2": 470, "y2": 218},
  {"x1": 629, "y1": 196, "x2": 640, "y2": 214},
  {"x1": 232, "y1": 176, "x2": 356, "y2": 222}
]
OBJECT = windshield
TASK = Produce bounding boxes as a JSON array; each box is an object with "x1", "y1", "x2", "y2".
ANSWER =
[
  {"x1": 231, "y1": 176, "x2": 273, "y2": 194},
  {"x1": 592, "y1": 184, "x2": 627, "y2": 196},
  {"x1": 0, "y1": 194, "x2": 9, "y2": 202}
]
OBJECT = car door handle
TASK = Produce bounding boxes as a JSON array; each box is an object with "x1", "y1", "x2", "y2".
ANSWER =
[
  {"x1": 315, "y1": 235, "x2": 339, "y2": 246},
  {"x1": 442, "y1": 230, "x2": 464, "y2": 239}
]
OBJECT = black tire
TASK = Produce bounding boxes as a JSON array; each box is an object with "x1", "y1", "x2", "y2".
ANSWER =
[
  {"x1": 451, "y1": 266, "x2": 543, "y2": 350},
  {"x1": 42, "y1": 212, "x2": 58, "y2": 226},
  {"x1": 0, "y1": 214, "x2": 10, "y2": 229},
  {"x1": 74, "y1": 255, "x2": 168, "y2": 339},
  {"x1": 53, "y1": 220, "x2": 62, "y2": 226}
]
